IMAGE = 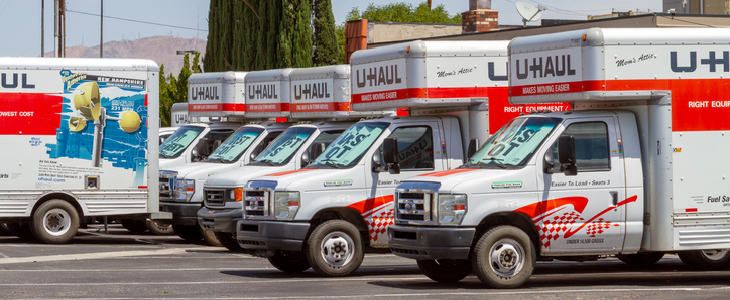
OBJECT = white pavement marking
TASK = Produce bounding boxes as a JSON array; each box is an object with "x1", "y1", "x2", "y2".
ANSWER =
[
  {"x1": 0, "y1": 248, "x2": 194, "y2": 264},
  {"x1": 0, "y1": 252, "x2": 8, "y2": 258}
]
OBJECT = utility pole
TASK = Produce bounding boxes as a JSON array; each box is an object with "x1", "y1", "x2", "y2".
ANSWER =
[
  {"x1": 55, "y1": 0, "x2": 66, "y2": 57},
  {"x1": 41, "y1": 0, "x2": 44, "y2": 57},
  {"x1": 100, "y1": 0, "x2": 103, "y2": 58}
]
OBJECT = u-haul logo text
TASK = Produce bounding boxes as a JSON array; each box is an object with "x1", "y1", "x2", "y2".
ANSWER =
[
  {"x1": 1, "y1": 73, "x2": 35, "y2": 89},
  {"x1": 191, "y1": 86, "x2": 219, "y2": 101},
  {"x1": 671, "y1": 51, "x2": 729, "y2": 73},
  {"x1": 355, "y1": 65, "x2": 402, "y2": 88},
  {"x1": 293, "y1": 82, "x2": 331, "y2": 100},
  {"x1": 515, "y1": 55, "x2": 577, "y2": 80},
  {"x1": 248, "y1": 84, "x2": 278, "y2": 100}
]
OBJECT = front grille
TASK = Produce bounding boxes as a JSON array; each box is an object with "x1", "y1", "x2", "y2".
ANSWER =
[
  {"x1": 396, "y1": 191, "x2": 432, "y2": 222},
  {"x1": 244, "y1": 190, "x2": 268, "y2": 217},
  {"x1": 390, "y1": 248, "x2": 427, "y2": 256},
  {"x1": 238, "y1": 240, "x2": 266, "y2": 247},
  {"x1": 158, "y1": 171, "x2": 177, "y2": 200},
  {"x1": 205, "y1": 189, "x2": 226, "y2": 206}
]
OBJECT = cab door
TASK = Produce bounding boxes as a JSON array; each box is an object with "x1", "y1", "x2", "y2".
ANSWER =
[
  {"x1": 362, "y1": 121, "x2": 445, "y2": 247},
  {"x1": 536, "y1": 117, "x2": 628, "y2": 255}
]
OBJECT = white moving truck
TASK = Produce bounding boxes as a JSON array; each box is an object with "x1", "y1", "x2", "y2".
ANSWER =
[
  {"x1": 200, "y1": 65, "x2": 388, "y2": 251},
  {"x1": 158, "y1": 73, "x2": 247, "y2": 168},
  {"x1": 158, "y1": 71, "x2": 291, "y2": 244},
  {"x1": 0, "y1": 57, "x2": 161, "y2": 243},
  {"x1": 388, "y1": 28, "x2": 730, "y2": 288},
  {"x1": 235, "y1": 40, "x2": 529, "y2": 276}
]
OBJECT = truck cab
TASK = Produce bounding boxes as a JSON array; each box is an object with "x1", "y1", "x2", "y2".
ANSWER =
[{"x1": 159, "y1": 122, "x2": 240, "y2": 168}]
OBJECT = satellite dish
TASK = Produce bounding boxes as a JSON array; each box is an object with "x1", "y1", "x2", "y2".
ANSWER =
[{"x1": 516, "y1": 1, "x2": 545, "y2": 27}]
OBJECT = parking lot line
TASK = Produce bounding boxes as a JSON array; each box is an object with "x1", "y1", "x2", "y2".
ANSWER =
[{"x1": 0, "y1": 248, "x2": 194, "y2": 264}]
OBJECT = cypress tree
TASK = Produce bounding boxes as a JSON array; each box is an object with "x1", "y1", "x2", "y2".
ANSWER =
[
  {"x1": 278, "y1": 0, "x2": 294, "y2": 68},
  {"x1": 291, "y1": 0, "x2": 313, "y2": 68},
  {"x1": 312, "y1": 0, "x2": 340, "y2": 66}
]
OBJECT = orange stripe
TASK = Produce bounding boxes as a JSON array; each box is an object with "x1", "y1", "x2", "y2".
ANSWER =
[
  {"x1": 263, "y1": 169, "x2": 315, "y2": 177},
  {"x1": 418, "y1": 169, "x2": 479, "y2": 177},
  {"x1": 347, "y1": 195, "x2": 394, "y2": 215}
]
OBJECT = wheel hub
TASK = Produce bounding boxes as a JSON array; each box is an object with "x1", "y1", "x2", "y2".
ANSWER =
[
  {"x1": 320, "y1": 231, "x2": 354, "y2": 268},
  {"x1": 489, "y1": 238, "x2": 525, "y2": 278},
  {"x1": 702, "y1": 249, "x2": 729, "y2": 261},
  {"x1": 43, "y1": 208, "x2": 71, "y2": 236}
]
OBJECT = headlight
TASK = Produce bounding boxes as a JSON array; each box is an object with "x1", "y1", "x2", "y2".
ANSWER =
[
  {"x1": 274, "y1": 191, "x2": 299, "y2": 220},
  {"x1": 174, "y1": 179, "x2": 195, "y2": 202},
  {"x1": 438, "y1": 194, "x2": 466, "y2": 225}
]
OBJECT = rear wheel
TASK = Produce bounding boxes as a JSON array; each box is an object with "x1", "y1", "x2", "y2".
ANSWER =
[
  {"x1": 472, "y1": 225, "x2": 535, "y2": 289},
  {"x1": 145, "y1": 219, "x2": 174, "y2": 235},
  {"x1": 267, "y1": 250, "x2": 311, "y2": 273},
  {"x1": 417, "y1": 259, "x2": 472, "y2": 283},
  {"x1": 678, "y1": 249, "x2": 730, "y2": 270},
  {"x1": 617, "y1": 252, "x2": 664, "y2": 266},
  {"x1": 215, "y1": 232, "x2": 245, "y2": 252},
  {"x1": 305, "y1": 220, "x2": 364, "y2": 277},
  {"x1": 30, "y1": 200, "x2": 80, "y2": 244},
  {"x1": 120, "y1": 219, "x2": 148, "y2": 233},
  {"x1": 6, "y1": 222, "x2": 35, "y2": 240},
  {"x1": 173, "y1": 225, "x2": 203, "y2": 241}
]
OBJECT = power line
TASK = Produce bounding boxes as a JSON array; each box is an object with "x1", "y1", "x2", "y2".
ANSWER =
[{"x1": 67, "y1": 9, "x2": 208, "y2": 32}]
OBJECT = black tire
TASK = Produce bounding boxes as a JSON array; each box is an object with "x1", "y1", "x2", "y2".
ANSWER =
[
  {"x1": 145, "y1": 219, "x2": 174, "y2": 235},
  {"x1": 678, "y1": 250, "x2": 730, "y2": 270},
  {"x1": 472, "y1": 225, "x2": 535, "y2": 289},
  {"x1": 267, "y1": 250, "x2": 311, "y2": 273},
  {"x1": 617, "y1": 252, "x2": 664, "y2": 266},
  {"x1": 120, "y1": 219, "x2": 148, "y2": 233},
  {"x1": 6, "y1": 222, "x2": 35, "y2": 240},
  {"x1": 305, "y1": 219, "x2": 364, "y2": 277},
  {"x1": 417, "y1": 259, "x2": 472, "y2": 283},
  {"x1": 173, "y1": 225, "x2": 203, "y2": 241},
  {"x1": 215, "y1": 232, "x2": 246, "y2": 252},
  {"x1": 30, "y1": 200, "x2": 80, "y2": 244},
  {"x1": 202, "y1": 228, "x2": 223, "y2": 247},
  {"x1": 0, "y1": 223, "x2": 11, "y2": 236}
]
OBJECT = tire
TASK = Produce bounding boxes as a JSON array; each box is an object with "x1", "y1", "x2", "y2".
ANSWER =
[
  {"x1": 202, "y1": 228, "x2": 223, "y2": 247},
  {"x1": 0, "y1": 223, "x2": 11, "y2": 236},
  {"x1": 678, "y1": 249, "x2": 730, "y2": 270},
  {"x1": 305, "y1": 219, "x2": 364, "y2": 277},
  {"x1": 267, "y1": 250, "x2": 311, "y2": 273},
  {"x1": 173, "y1": 225, "x2": 203, "y2": 241},
  {"x1": 6, "y1": 222, "x2": 36, "y2": 240},
  {"x1": 472, "y1": 225, "x2": 535, "y2": 289},
  {"x1": 120, "y1": 219, "x2": 148, "y2": 233},
  {"x1": 215, "y1": 232, "x2": 246, "y2": 252},
  {"x1": 617, "y1": 252, "x2": 664, "y2": 266},
  {"x1": 30, "y1": 200, "x2": 80, "y2": 244},
  {"x1": 417, "y1": 259, "x2": 472, "y2": 283},
  {"x1": 145, "y1": 219, "x2": 174, "y2": 235}
]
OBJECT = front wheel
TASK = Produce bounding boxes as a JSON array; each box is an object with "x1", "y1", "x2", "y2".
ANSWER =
[
  {"x1": 305, "y1": 220, "x2": 364, "y2": 277},
  {"x1": 267, "y1": 250, "x2": 311, "y2": 273},
  {"x1": 173, "y1": 225, "x2": 203, "y2": 241},
  {"x1": 215, "y1": 232, "x2": 245, "y2": 252},
  {"x1": 120, "y1": 219, "x2": 148, "y2": 233},
  {"x1": 678, "y1": 249, "x2": 730, "y2": 270},
  {"x1": 30, "y1": 200, "x2": 80, "y2": 244},
  {"x1": 417, "y1": 259, "x2": 472, "y2": 283},
  {"x1": 472, "y1": 225, "x2": 535, "y2": 289},
  {"x1": 145, "y1": 219, "x2": 174, "y2": 235},
  {"x1": 201, "y1": 228, "x2": 222, "y2": 247}
]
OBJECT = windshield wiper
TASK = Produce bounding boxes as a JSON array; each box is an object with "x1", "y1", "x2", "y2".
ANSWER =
[
  {"x1": 254, "y1": 159, "x2": 277, "y2": 166},
  {"x1": 205, "y1": 158, "x2": 225, "y2": 163},
  {"x1": 317, "y1": 159, "x2": 345, "y2": 168},
  {"x1": 482, "y1": 157, "x2": 507, "y2": 169}
]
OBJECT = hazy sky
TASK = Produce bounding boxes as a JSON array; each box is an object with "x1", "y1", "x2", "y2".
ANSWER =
[{"x1": 0, "y1": 0, "x2": 663, "y2": 57}]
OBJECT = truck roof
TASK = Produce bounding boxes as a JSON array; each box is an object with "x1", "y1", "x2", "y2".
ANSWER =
[{"x1": 0, "y1": 57, "x2": 159, "y2": 72}]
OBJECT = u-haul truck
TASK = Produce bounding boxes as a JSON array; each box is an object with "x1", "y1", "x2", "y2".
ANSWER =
[
  {"x1": 388, "y1": 28, "x2": 730, "y2": 288},
  {"x1": 235, "y1": 40, "x2": 521, "y2": 277},
  {"x1": 158, "y1": 71, "x2": 292, "y2": 244},
  {"x1": 159, "y1": 72, "x2": 248, "y2": 168},
  {"x1": 0, "y1": 57, "x2": 160, "y2": 244},
  {"x1": 200, "y1": 65, "x2": 389, "y2": 251}
]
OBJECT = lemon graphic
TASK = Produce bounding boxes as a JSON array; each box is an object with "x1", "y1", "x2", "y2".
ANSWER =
[
  {"x1": 73, "y1": 81, "x2": 101, "y2": 120},
  {"x1": 119, "y1": 111, "x2": 141, "y2": 133}
]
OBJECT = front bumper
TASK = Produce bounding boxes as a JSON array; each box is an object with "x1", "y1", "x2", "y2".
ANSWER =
[
  {"x1": 236, "y1": 219, "x2": 311, "y2": 252},
  {"x1": 197, "y1": 206, "x2": 241, "y2": 233},
  {"x1": 159, "y1": 202, "x2": 202, "y2": 226},
  {"x1": 388, "y1": 224, "x2": 475, "y2": 260}
]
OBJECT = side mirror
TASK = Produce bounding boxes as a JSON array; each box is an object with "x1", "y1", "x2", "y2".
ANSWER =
[
  {"x1": 467, "y1": 138, "x2": 480, "y2": 158},
  {"x1": 558, "y1": 135, "x2": 577, "y2": 176},
  {"x1": 192, "y1": 138, "x2": 209, "y2": 162},
  {"x1": 543, "y1": 150, "x2": 556, "y2": 174},
  {"x1": 302, "y1": 142, "x2": 326, "y2": 167},
  {"x1": 382, "y1": 137, "x2": 400, "y2": 174},
  {"x1": 371, "y1": 149, "x2": 383, "y2": 173}
]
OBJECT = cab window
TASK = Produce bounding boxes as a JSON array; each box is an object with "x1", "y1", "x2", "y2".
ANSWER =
[
  {"x1": 378, "y1": 126, "x2": 434, "y2": 171},
  {"x1": 548, "y1": 122, "x2": 610, "y2": 172}
]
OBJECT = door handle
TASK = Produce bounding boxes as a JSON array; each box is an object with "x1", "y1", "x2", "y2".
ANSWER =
[{"x1": 610, "y1": 191, "x2": 618, "y2": 206}]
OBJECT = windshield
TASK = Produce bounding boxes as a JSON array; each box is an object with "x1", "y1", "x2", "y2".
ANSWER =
[
  {"x1": 309, "y1": 122, "x2": 389, "y2": 168},
  {"x1": 159, "y1": 125, "x2": 204, "y2": 158},
  {"x1": 251, "y1": 127, "x2": 317, "y2": 165},
  {"x1": 468, "y1": 117, "x2": 561, "y2": 168},
  {"x1": 205, "y1": 127, "x2": 265, "y2": 163}
]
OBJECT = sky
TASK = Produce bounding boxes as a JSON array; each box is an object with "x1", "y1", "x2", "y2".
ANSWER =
[{"x1": 0, "y1": 0, "x2": 663, "y2": 58}]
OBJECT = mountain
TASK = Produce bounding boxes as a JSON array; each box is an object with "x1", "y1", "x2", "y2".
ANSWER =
[{"x1": 43, "y1": 36, "x2": 206, "y2": 76}]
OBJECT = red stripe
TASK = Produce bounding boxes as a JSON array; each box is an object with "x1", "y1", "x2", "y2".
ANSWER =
[
  {"x1": 418, "y1": 168, "x2": 479, "y2": 177},
  {"x1": 222, "y1": 103, "x2": 246, "y2": 112},
  {"x1": 347, "y1": 195, "x2": 394, "y2": 216},
  {"x1": 291, "y1": 102, "x2": 351, "y2": 113},
  {"x1": 513, "y1": 197, "x2": 590, "y2": 219},
  {"x1": 686, "y1": 208, "x2": 698, "y2": 212},
  {"x1": 511, "y1": 79, "x2": 730, "y2": 132},
  {"x1": 246, "y1": 103, "x2": 290, "y2": 113},
  {"x1": 189, "y1": 103, "x2": 221, "y2": 112},
  {"x1": 0, "y1": 93, "x2": 63, "y2": 135},
  {"x1": 352, "y1": 87, "x2": 502, "y2": 104}
]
